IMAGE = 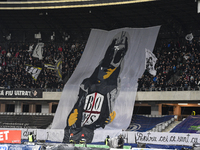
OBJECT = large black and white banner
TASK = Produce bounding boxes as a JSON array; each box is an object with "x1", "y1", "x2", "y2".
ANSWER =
[
  {"x1": 51, "y1": 27, "x2": 160, "y2": 143},
  {"x1": 0, "y1": 89, "x2": 42, "y2": 98}
]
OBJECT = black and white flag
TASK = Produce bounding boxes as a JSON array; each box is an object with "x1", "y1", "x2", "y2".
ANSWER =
[
  {"x1": 55, "y1": 58, "x2": 62, "y2": 80},
  {"x1": 185, "y1": 33, "x2": 193, "y2": 42},
  {"x1": 44, "y1": 63, "x2": 56, "y2": 70},
  {"x1": 32, "y1": 43, "x2": 44, "y2": 60},
  {"x1": 44, "y1": 58, "x2": 62, "y2": 80},
  {"x1": 145, "y1": 48, "x2": 157, "y2": 76},
  {"x1": 25, "y1": 65, "x2": 42, "y2": 80},
  {"x1": 51, "y1": 26, "x2": 160, "y2": 143}
]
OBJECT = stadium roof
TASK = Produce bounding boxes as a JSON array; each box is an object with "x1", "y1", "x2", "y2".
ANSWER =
[{"x1": 0, "y1": 0, "x2": 199, "y2": 42}]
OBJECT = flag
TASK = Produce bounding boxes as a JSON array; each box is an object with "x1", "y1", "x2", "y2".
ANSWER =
[
  {"x1": 145, "y1": 48, "x2": 157, "y2": 76},
  {"x1": 185, "y1": 33, "x2": 193, "y2": 41},
  {"x1": 44, "y1": 58, "x2": 62, "y2": 80},
  {"x1": 184, "y1": 55, "x2": 190, "y2": 60},
  {"x1": 27, "y1": 44, "x2": 34, "y2": 52},
  {"x1": 55, "y1": 58, "x2": 62, "y2": 80},
  {"x1": 51, "y1": 26, "x2": 160, "y2": 143},
  {"x1": 32, "y1": 43, "x2": 44, "y2": 60},
  {"x1": 25, "y1": 65, "x2": 42, "y2": 80},
  {"x1": 44, "y1": 63, "x2": 56, "y2": 70}
]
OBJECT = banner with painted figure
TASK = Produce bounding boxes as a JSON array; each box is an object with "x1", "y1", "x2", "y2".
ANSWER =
[
  {"x1": 145, "y1": 48, "x2": 157, "y2": 76},
  {"x1": 51, "y1": 26, "x2": 160, "y2": 143}
]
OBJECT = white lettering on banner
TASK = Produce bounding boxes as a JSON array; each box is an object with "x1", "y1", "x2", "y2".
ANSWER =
[
  {"x1": 82, "y1": 93, "x2": 104, "y2": 126},
  {"x1": 5, "y1": 91, "x2": 13, "y2": 96},
  {"x1": 14, "y1": 91, "x2": 31, "y2": 96},
  {"x1": 0, "y1": 131, "x2": 9, "y2": 141},
  {"x1": 0, "y1": 90, "x2": 4, "y2": 96},
  {"x1": 135, "y1": 132, "x2": 200, "y2": 146}
]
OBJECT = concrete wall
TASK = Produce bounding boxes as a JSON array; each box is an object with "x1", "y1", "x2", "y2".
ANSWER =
[
  {"x1": 136, "y1": 91, "x2": 200, "y2": 101},
  {"x1": 1, "y1": 91, "x2": 200, "y2": 115},
  {"x1": 1, "y1": 91, "x2": 199, "y2": 101},
  {"x1": 41, "y1": 91, "x2": 200, "y2": 101}
]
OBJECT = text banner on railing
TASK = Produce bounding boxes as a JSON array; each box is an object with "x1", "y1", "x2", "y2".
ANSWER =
[
  {"x1": 1, "y1": 128, "x2": 200, "y2": 147},
  {"x1": 135, "y1": 132, "x2": 200, "y2": 146},
  {"x1": 0, "y1": 89, "x2": 42, "y2": 98}
]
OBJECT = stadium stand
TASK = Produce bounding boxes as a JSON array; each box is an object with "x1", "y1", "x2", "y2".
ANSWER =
[
  {"x1": 126, "y1": 115, "x2": 176, "y2": 132},
  {"x1": 0, "y1": 42, "x2": 84, "y2": 91},
  {"x1": 0, "y1": 26, "x2": 199, "y2": 130},
  {"x1": 0, "y1": 2, "x2": 199, "y2": 147},
  {"x1": 0, "y1": 2, "x2": 199, "y2": 150},
  {"x1": 0, "y1": 112, "x2": 54, "y2": 129},
  {"x1": 138, "y1": 37, "x2": 200, "y2": 92},
  {"x1": 0, "y1": 35, "x2": 200, "y2": 93}
]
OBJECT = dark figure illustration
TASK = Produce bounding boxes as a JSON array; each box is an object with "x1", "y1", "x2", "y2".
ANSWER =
[{"x1": 63, "y1": 31, "x2": 129, "y2": 143}]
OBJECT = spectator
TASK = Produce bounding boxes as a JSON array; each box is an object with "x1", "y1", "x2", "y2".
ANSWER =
[
  {"x1": 117, "y1": 135, "x2": 124, "y2": 149},
  {"x1": 28, "y1": 132, "x2": 35, "y2": 142},
  {"x1": 6, "y1": 50, "x2": 11, "y2": 58},
  {"x1": 1, "y1": 49, "x2": 6, "y2": 55},
  {"x1": 58, "y1": 46, "x2": 62, "y2": 52}
]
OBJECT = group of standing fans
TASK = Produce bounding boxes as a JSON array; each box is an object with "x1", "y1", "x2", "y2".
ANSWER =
[
  {"x1": 0, "y1": 35, "x2": 200, "y2": 92},
  {"x1": 0, "y1": 41, "x2": 84, "y2": 91},
  {"x1": 138, "y1": 37, "x2": 200, "y2": 91}
]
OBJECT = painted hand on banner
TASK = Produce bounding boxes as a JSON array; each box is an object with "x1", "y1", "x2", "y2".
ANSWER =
[
  {"x1": 105, "y1": 111, "x2": 116, "y2": 124},
  {"x1": 68, "y1": 109, "x2": 78, "y2": 126},
  {"x1": 103, "y1": 68, "x2": 117, "y2": 79}
]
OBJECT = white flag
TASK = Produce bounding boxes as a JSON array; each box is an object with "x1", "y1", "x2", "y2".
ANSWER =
[
  {"x1": 185, "y1": 33, "x2": 193, "y2": 41},
  {"x1": 25, "y1": 65, "x2": 42, "y2": 80},
  {"x1": 184, "y1": 55, "x2": 190, "y2": 60},
  {"x1": 145, "y1": 48, "x2": 157, "y2": 76},
  {"x1": 27, "y1": 44, "x2": 34, "y2": 52},
  {"x1": 32, "y1": 43, "x2": 44, "y2": 60}
]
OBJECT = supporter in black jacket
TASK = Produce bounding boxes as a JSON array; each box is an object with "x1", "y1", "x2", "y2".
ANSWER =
[{"x1": 117, "y1": 135, "x2": 124, "y2": 149}]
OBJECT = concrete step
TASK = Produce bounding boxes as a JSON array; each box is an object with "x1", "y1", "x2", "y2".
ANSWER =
[{"x1": 162, "y1": 121, "x2": 181, "y2": 132}]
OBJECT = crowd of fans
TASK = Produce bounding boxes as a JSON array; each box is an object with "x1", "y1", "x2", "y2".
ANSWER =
[
  {"x1": 0, "y1": 34, "x2": 200, "y2": 92},
  {"x1": 138, "y1": 36, "x2": 200, "y2": 91},
  {"x1": 0, "y1": 41, "x2": 85, "y2": 91}
]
